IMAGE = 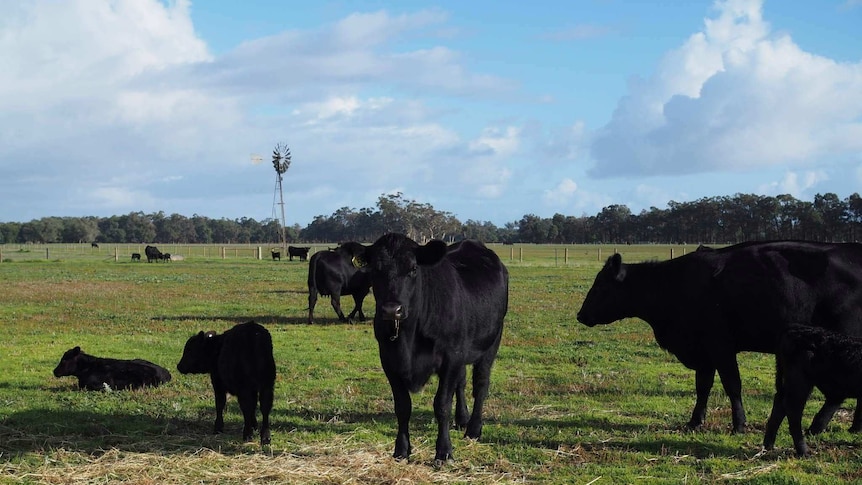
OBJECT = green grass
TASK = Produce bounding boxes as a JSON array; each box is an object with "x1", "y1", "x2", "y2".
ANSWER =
[{"x1": 1, "y1": 244, "x2": 861, "y2": 483}]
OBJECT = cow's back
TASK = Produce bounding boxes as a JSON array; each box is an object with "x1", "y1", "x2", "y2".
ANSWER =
[
  {"x1": 703, "y1": 241, "x2": 862, "y2": 352},
  {"x1": 414, "y1": 240, "x2": 507, "y2": 349},
  {"x1": 217, "y1": 322, "x2": 275, "y2": 393}
]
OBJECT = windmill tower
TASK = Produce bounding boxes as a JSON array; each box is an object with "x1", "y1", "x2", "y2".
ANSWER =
[{"x1": 270, "y1": 143, "x2": 291, "y2": 248}]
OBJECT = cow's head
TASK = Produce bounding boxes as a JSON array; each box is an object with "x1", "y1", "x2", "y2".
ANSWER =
[
  {"x1": 53, "y1": 346, "x2": 82, "y2": 377},
  {"x1": 365, "y1": 233, "x2": 447, "y2": 326},
  {"x1": 176, "y1": 331, "x2": 219, "y2": 374},
  {"x1": 576, "y1": 253, "x2": 630, "y2": 327}
]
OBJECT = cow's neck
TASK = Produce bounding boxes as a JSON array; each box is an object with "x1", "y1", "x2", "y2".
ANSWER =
[{"x1": 624, "y1": 260, "x2": 687, "y2": 324}]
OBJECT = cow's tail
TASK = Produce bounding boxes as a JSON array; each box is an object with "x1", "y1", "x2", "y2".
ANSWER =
[{"x1": 306, "y1": 255, "x2": 318, "y2": 312}]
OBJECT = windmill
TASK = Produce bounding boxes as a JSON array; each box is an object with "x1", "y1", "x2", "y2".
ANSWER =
[{"x1": 270, "y1": 143, "x2": 291, "y2": 249}]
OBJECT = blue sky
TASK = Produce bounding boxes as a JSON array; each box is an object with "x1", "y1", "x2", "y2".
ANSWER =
[{"x1": 1, "y1": 0, "x2": 860, "y2": 227}]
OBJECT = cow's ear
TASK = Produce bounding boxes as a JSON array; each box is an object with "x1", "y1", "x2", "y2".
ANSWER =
[
  {"x1": 72, "y1": 346, "x2": 81, "y2": 355},
  {"x1": 609, "y1": 253, "x2": 626, "y2": 282},
  {"x1": 416, "y1": 239, "x2": 447, "y2": 266}
]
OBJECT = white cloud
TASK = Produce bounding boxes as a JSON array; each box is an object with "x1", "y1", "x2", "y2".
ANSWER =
[
  {"x1": 589, "y1": 0, "x2": 862, "y2": 178},
  {"x1": 543, "y1": 178, "x2": 578, "y2": 205},
  {"x1": 758, "y1": 170, "x2": 829, "y2": 197}
]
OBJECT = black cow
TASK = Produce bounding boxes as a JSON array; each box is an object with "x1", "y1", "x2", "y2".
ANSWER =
[
  {"x1": 577, "y1": 241, "x2": 862, "y2": 434},
  {"x1": 53, "y1": 346, "x2": 171, "y2": 391},
  {"x1": 271, "y1": 250, "x2": 281, "y2": 261},
  {"x1": 145, "y1": 245, "x2": 162, "y2": 263},
  {"x1": 176, "y1": 321, "x2": 276, "y2": 445},
  {"x1": 763, "y1": 325, "x2": 862, "y2": 456},
  {"x1": 161, "y1": 253, "x2": 171, "y2": 262},
  {"x1": 131, "y1": 253, "x2": 141, "y2": 261},
  {"x1": 363, "y1": 233, "x2": 508, "y2": 464},
  {"x1": 288, "y1": 246, "x2": 311, "y2": 262},
  {"x1": 307, "y1": 241, "x2": 371, "y2": 324},
  {"x1": 91, "y1": 242, "x2": 99, "y2": 248}
]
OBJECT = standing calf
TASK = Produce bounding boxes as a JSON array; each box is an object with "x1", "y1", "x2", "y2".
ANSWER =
[
  {"x1": 53, "y1": 346, "x2": 171, "y2": 391},
  {"x1": 763, "y1": 325, "x2": 862, "y2": 456},
  {"x1": 177, "y1": 321, "x2": 276, "y2": 445}
]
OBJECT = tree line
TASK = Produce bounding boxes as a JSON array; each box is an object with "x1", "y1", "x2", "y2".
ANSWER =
[{"x1": 2, "y1": 192, "x2": 861, "y2": 245}]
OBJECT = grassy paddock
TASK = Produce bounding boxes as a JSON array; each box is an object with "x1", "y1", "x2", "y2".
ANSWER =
[{"x1": 1, "y1": 244, "x2": 860, "y2": 484}]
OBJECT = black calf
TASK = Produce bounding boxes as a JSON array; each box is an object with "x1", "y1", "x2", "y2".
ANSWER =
[
  {"x1": 177, "y1": 321, "x2": 276, "y2": 445},
  {"x1": 764, "y1": 325, "x2": 862, "y2": 456}
]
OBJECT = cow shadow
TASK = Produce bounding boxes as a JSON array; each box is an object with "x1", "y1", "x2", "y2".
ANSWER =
[
  {"x1": 485, "y1": 415, "x2": 744, "y2": 458},
  {"x1": 1, "y1": 408, "x2": 216, "y2": 456}
]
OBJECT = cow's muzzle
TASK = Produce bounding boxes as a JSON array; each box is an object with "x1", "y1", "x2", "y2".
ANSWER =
[{"x1": 380, "y1": 302, "x2": 405, "y2": 321}]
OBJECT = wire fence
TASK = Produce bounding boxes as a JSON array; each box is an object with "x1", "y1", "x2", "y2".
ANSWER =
[{"x1": 0, "y1": 242, "x2": 702, "y2": 266}]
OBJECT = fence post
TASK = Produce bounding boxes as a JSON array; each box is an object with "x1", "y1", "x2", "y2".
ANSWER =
[
  {"x1": 670, "y1": 248, "x2": 675, "y2": 259},
  {"x1": 598, "y1": 248, "x2": 602, "y2": 261},
  {"x1": 46, "y1": 248, "x2": 49, "y2": 260},
  {"x1": 565, "y1": 247, "x2": 569, "y2": 265},
  {"x1": 221, "y1": 247, "x2": 225, "y2": 259},
  {"x1": 554, "y1": 248, "x2": 558, "y2": 267},
  {"x1": 115, "y1": 247, "x2": 118, "y2": 262},
  {"x1": 519, "y1": 247, "x2": 523, "y2": 263},
  {"x1": 510, "y1": 247, "x2": 514, "y2": 261}
]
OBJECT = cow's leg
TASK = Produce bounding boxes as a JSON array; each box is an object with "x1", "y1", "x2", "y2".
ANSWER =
[
  {"x1": 454, "y1": 366, "x2": 469, "y2": 429},
  {"x1": 238, "y1": 391, "x2": 259, "y2": 442},
  {"x1": 716, "y1": 359, "x2": 746, "y2": 433},
  {"x1": 763, "y1": 358, "x2": 786, "y2": 451},
  {"x1": 259, "y1": 384, "x2": 274, "y2": 446},
  {"x1": 433, "y1": 366, "x2": 460, "y2": 464},
  {"x1": 687, "y1": 367, "x2": 715, "y2": 430},
  {"x1": 389, "y1": 379, "x2": 413, "y2": 460},
  {"x1": 212, "y1": 377, "x2": 226, "y2": 434},
  {"x1": 785, "y1": 379, "x2": 814, "y2": 456},
  {"x1": 308, "y1": 287, "x2": 318, "y2": 324},
  {"x1": 329, "y1": 293, "x2": 347, "y2": 322},
  {"x1": 808, "y1": 396, "x2": 844, "y2": 435},
  {"x1": 850, "y1": 399, "x2": 862, "y2": 433},
  {"x1": 763, "y1": 389, "x2": 786, "y2": 451},
  {"x1": 347, "y1": 294, "x2": 366, "y2": 323}
]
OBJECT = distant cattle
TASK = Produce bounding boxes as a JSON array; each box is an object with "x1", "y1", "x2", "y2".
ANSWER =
[
  {"x1": 177, "y1": 321, "x2": 276, "y2": 445},
  {"x1": 288, "y1": 246, "x2": 311, "y2": 262},
  {"x1": 764, "y1": 325, "x2": 862, "y2": 456},
  {"x1": 307, "y1": 242, "x2": 371, "y2": 324},
  {"x1": 53, "y1": 346, "x2": 171, "y2": 391},
  {"x1": 91, "y1": 242, "x2": 99, "y2": 248},
  {"x1": 131, "y1": 253, "x2": 141, "y2": 261},
  {"x1": 271, "y1": 250, "x2": 281, "y2": 261},
  {"x1": 577, "y1": 241, "x2": 862, "y2": 434},
  {"x1": 363, "y1": 233, "x2": 508, "y2": 464},
  {"x1": 161, "y1": 253, "x2": 171, "y2": 262},
  {"x1": 145, "y1": 245, "x2": 162, "y2": 263}
]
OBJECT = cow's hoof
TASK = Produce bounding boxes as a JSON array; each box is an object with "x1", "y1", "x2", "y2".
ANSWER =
[{"x1": 433, "y1": 455, "x2": 454, "y2": 468}]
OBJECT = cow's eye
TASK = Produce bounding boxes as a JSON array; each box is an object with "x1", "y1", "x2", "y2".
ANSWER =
[{"x1": 409, "y1": 265, "x2": 418, "y2": 277}]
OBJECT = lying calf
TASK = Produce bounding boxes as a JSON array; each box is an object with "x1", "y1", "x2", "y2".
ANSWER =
[
  {"x1": 177, "y1": 320, "x2": 276, "y2": 445},
  {"x1": 763, "y1": 325, "x2": 862, "y2": 456},
  {"x1": 53, "y1": 346, "x2": 172, "y2": 391}
]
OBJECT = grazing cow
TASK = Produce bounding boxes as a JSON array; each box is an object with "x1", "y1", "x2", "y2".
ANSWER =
[
  {"x1": 363, "y1": 233, "x2": 508, "y2": 464},
  {"x1": 145, "y1": 245, "x2": 162, "y2": 263},
  {"x1": 271, "y1": 250, "x2": 281, "y2": 261},
  {"x1": 176, "y1": 321, "x2": 276, "y2": 445},
  {"x1": 763, "y1": 325, "x2": 862, "y2": 456},
  {"x1": 91, "y1": 242, "x2": 99, "y2": 248},
  {"x1": 131, "y1": 253, "x2": 141, "y2": 261},
  {"x1": 576, "y1": 241, "x2": 862, "y2": 434},
  {"x1": 288, "y1": 245, "x2": 311, "y2": 262},
  {"x1": 307, "y1": 242, "x2": 371, "y2": 324},
  {"x1": 161, "y1": 253, "x2": 171, "y2": 262},
  {"x1": 53, "y1": 346, "x2": 171, "y2": 391}
]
